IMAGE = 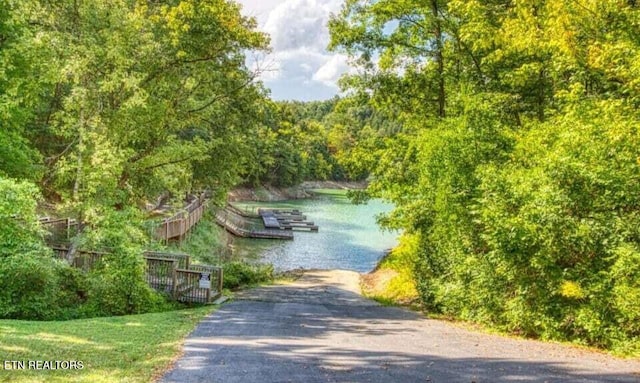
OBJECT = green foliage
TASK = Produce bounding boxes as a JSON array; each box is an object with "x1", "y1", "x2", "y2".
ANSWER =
[
  {"x1": 243, "y1": 101, "x2": 338, "y2": 187},
  {"x1": 241, "y1": 96, "x2": 395, "y2": 186},
  {"x1": 0, "y1": 177, "x2": 90, "y2": 320},
  {"x1": 1, "y1": 0, "x2": 273, "y2": 318},
  {"x1": 472, "y1": 100, "x2": 640, "y2": 349},
  {"x1": 168, "y1": 210, "x2": 228, "y2": 265},
  {"x1": 53, "y1": 265, "x2": 90, "y2": 319},
  {"x1": 0, "y1": 1, "x2": 44, "y2": 180},
  {"x1": 223, "y1": 261, "x2": 273, "y2": 289},
  {"x1": 330, "y1": 0, "x2": 640, "y2": 354},
  {"x1": 80, "y1": 209, "x2": 165, "y2": 316},
  {"x1": 0, "y1": 177, "x2": 47, "y2": 255},
  {"x1": 0, "y1": 253, "x2": 63, "y2": 320},
  {"x1": 1, "y1": 0, "x2": 270, "y2": 216}
]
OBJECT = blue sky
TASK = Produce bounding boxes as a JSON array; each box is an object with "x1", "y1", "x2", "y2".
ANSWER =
[{"x1": 237, "y1": 0, "x2": 350, "y2": 101}]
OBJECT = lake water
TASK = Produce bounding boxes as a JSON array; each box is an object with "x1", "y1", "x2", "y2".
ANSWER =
[{"x1": 231, "y1": 191, "x2": 398, "y2": 273}]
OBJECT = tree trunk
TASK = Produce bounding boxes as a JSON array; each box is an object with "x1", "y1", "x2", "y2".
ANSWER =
[
  {"x1": 73, "y1": 108, "x2": 84, "y2": 201},
  {"x1": 431, "y1": 0, "x2": 445, "y2": 118}
]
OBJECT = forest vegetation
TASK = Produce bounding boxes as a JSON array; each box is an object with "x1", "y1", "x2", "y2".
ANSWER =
[
  {"x1": 328, "y1": 0, "x2": 640, "y2": 354},
  {"x1": 0, "y1": 0, "x2": 639, "y2": 354},
  {"x1": 0, "y1": 0, "x2": 374, "y2": 320}
]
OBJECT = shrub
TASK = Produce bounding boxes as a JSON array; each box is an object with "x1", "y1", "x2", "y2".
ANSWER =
[
  {"x1": 80, "y1": 208, "x2": 166, "y2": 316},
  {"x1": 0, "y1": 178, "x2": 89, "y2": 320},
  {"x1": 377, "y1": 96, "x2": 640, "y2": 353},
  {"x1": 0, "y1": 252, "x2": 59, "y2": 319},
  {"x1": 223, "y1": 261, "x2": 273, "y2": 289},
  {"x1": 473, "y1": 100, "x2": 640, "y2": 349}
]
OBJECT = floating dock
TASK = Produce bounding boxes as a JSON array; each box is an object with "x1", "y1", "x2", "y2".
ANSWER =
[
  {"x1": 259, "y1": 209, "x2": 319, "y2": 232},
  {"x1": 214, "y1": 209, "x2": 293, "y2": 240}
]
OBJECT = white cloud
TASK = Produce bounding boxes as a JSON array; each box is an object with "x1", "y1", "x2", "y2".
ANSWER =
[
  {"x1": 237, "y1": 0, "x2": 350, "y2": 100},
  {"x1": 263, "y1": 0, "x2": 335, "y2": 52},
  {"x1": 237, "y1": 0, "x2": 283, "y2": 25},
  {"x1": 312, "y1": 54, "x2": 350, "y2": 88}
]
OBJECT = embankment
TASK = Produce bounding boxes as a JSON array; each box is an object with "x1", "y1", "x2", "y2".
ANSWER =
[{"x1": 228, "y1": 180, "x2": 367, "y2": 202}]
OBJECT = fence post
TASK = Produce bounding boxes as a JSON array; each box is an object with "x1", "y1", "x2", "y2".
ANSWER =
[
  {"x1": 217, "y1": 268, "x2": 223, "y2": 295},
  {"x1": 165, "y1": 221, "x2": 169, "y2": 245},
  {"x1": 172, "y1": 260, "x2": 178, "y2": 299}
]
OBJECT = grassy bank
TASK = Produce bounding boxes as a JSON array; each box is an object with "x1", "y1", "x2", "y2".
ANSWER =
[
  {"x1": 0, "y1": 306, "x2": 214, "y2": 383},
  {"x1": 169, "y1": 210, "x2": 274, "y2": 290},
  {"x1": 361, "y1": 234, "x2": 419, "y2": 306},
  {"x1": 169, "y1": 210, "x2": 229, "y2": 265}
]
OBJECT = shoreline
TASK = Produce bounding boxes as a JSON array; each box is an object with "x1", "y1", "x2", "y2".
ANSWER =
[
  {"x1": 228, "y1": 180, "x2": 367, "y2": 202},
  {"x1": 227, "y1": 180, "x2": 400, "y2": 302}
]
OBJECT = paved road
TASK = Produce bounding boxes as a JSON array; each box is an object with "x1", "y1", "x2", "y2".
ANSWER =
[{"x1": 161, "y1": 270, "x2": 640, "y2": 383}]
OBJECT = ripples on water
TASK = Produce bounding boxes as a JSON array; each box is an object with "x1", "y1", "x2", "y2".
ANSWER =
[{"x1": 232, "y1": 191, "x2": 398, "y2": 273}]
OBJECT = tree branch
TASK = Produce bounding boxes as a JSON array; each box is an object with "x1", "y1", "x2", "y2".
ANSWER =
[
  {"x1": 187, "y1": 75, "x2": 256, "y2": 114},
  {"x1": 138, "y1": 156, "x2": 193, "y2": 172}
]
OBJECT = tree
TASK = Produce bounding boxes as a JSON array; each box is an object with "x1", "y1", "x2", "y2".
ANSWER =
[
  {"x1": 329, "y1": 0, "x2": 640, "y2": 353},
  {"x1": 2, "y1": 0, "x2": 269, "y2": 218}
]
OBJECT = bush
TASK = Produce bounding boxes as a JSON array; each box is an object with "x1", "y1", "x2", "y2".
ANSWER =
[
  {"x1": 0, "y1": 178, "x2": 89, "y2": 320},
  {"x1": 377, "y1": 96, "x2": 640, "y2": 354},
  {"x1": 84, "y1": 251, "x2": 157, "y2": 316},
  {"x1": 80, "y1": 208, "x2": 167, "y2": 316},
  {"x1": 223, "y1": 261, "x2": 273, "y2": 289},
  {"x1": 0, "y1": 252, "x2": 87, "y2": 320},
  {"x1": 473, "y1": 100, "x2": 640, "y2": 349}
]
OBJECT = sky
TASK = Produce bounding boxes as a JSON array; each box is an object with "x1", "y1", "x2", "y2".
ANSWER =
[{"x1": 237, "y1": 0, "x2": 351, "y2": 101}]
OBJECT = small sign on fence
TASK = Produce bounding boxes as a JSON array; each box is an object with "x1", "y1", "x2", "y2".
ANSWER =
[{"x1": 199, "y1": 272, "x2": 211, "y2": 289}]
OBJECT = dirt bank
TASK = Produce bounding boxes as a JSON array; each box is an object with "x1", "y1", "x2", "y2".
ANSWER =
[{"x1": 228, "y1": 180, "x2": 367, "y2": 202}]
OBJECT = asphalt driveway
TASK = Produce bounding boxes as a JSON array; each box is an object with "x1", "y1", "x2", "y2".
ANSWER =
[{"x1": 161, "y1": 270, "x2": 640, "y2": 383}]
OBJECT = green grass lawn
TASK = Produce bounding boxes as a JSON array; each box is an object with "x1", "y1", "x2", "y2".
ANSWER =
[{"x1": 0, "y1": 306, "x2": 214, "y2": 383}]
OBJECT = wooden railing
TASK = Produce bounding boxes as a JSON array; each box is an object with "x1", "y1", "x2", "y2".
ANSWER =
[
  {"x1": 144, "y1": 251, "x2": 190, "y2": 269},
  {"x1": 53, "y1": 247, "x2": 222, "y2": 303},
  {"x1": 144, "y1": 257, "x2": 223, "y2": 303},
  {"x1": 155, "y1": 193, "x2": 207, "y2": 243},
  {"x1": 40, "y1": 217, "x2": 79, "y2": 243},
  {"x1": 51, "y1": 246, "x2": 107, "y2": 272},
  {"x1": 225, "y1": 203, "x2": 260, "y2": 218},
  {"x1": 144, "y1": 257, "x2": 179, "y2": 294},
  {"x1": 214, "y1": 208, "x2": 294, "y2": 240}
]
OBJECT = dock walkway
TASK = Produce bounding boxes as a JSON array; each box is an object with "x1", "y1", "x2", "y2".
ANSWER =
[{"x1": 214, "y1": 209, "x2": 293, "y2": 240}]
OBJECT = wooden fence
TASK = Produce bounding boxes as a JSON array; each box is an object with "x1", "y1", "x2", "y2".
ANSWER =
[
  {"x1": 53, "y1": 247, "x2": 222, "y2": 304},
  {"x1": 144, "y1": 251, "x2": 190, "y2": 269},
  {"x1": 145, "y1": 257, "x2": 178, "y2": 294},
  {"x1": 145, "y1": 256, "x2": 223, "y2": 303},
  {"x1": 51, "y1": 246, "x2": 107, "y2": 272},
  {"x1": 40, "y1": 217, "x2": 79, "y2": 243},
  {"x1": 155, "y1": 193, "x2": 207, "y2": 243}
]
